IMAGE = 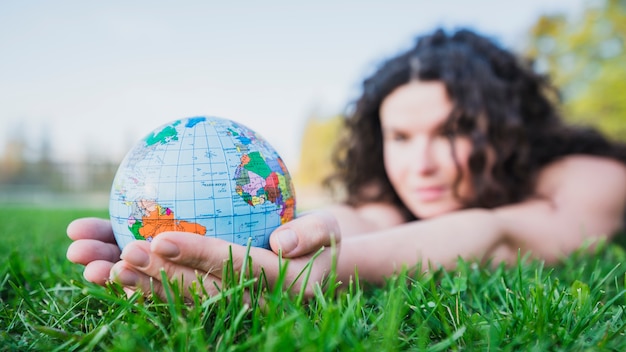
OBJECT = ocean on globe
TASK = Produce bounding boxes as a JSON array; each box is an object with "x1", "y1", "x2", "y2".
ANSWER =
[{"x1": 109, "y1": 116, "x2": 296, "y2": 251}]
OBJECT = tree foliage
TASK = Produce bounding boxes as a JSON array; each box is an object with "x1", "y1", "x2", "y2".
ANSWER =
[
  {"x1": 526, "y1": 0, "x2": 626, "y2": 140},
  {"x1": 294, "y1": 114, "x2": 342, "y2": 188}
]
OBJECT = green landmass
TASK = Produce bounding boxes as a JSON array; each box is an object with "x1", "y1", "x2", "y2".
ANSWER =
[
  {"x1": 128, "y1": 219, "x2": 144, "y2": 240},
  {"x1": 244, "y1": 151, "x2": 272, "y2": 178},
  {"x1": 144, "y1": 120, "x2": 181, "y2": 146}
]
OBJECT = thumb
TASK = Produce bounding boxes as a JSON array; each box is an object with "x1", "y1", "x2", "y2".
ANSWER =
[{"x1": 269, "y1": 211, "x2": 341, "y2": 258}]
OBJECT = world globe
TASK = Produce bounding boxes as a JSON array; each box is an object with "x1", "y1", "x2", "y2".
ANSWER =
[{"x1": 109, "y1": 116, "x2": 296, "y2": 251}]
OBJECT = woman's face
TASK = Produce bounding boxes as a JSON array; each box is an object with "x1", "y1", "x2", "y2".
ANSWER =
[{"x1": 380, "y1": 81, "x2": 473, "y2": 219}]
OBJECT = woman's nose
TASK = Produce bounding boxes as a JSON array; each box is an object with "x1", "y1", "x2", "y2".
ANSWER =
[{"x1": 411, "y1": 138, "x2": 437, "y2": 175}]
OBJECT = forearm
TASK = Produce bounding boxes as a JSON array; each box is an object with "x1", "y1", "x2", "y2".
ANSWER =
[{"x1": 335, "y1": 209, "x2": 506, "y2": 284}]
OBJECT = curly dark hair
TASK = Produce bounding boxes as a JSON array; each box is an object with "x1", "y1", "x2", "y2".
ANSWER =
[{"x1": 327, "y1": 28, "x2": 626, "y2": 220}]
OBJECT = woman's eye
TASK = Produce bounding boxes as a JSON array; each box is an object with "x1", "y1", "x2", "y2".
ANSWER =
[
  {"x1": 391, "y1": 133, "x2": 408, "y2": 142},
  {"x1": 383, "y1": 130, "x2": 408, "y2": 142}
]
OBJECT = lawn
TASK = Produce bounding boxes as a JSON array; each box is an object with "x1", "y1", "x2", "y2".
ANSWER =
[{"x1": 1, "y1": 206, "x2": 626, "y2": 351}]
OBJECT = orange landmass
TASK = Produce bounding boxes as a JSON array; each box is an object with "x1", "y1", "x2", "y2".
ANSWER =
[
  {"x1": 138, "y1": 206, "x2": 206, "y2": 240},
  {"x1": 280, "y1": 197, "x2": 295, "y2": 224}
]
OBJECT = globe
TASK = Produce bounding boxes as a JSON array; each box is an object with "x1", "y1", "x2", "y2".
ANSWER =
[{"x1": 109, "y1": 116, "x2": 296, "y2": 251}]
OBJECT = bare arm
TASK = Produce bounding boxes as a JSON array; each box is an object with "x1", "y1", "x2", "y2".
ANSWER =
[
  {"x1": 494, "y1": 156, "x2": 626, "y2": 263},
  {"x1": 68, "y1": 157, "x2": 626, "y2": 297},
  {"x1": 335, "y1": 208, "x2": 505, "y2": 284},
  {"x1": 329, "y1": 156, "x2": 626, "y2": 284}
]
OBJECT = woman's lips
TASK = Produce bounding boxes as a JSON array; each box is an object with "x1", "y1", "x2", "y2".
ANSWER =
[{"x1": 415, "y1": 186, "x2": 446, "y2": 201}]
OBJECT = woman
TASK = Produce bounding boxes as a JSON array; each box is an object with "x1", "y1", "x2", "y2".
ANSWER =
[{"x1": 67, "y1": 28, "x2": 626, "y2": 299}]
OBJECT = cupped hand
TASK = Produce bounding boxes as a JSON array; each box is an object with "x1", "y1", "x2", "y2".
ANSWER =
[
  {"x1": 111, "y1": 211, "x2": 342, "y2": 300},
  {"x1": 66, "y1": 217, "x2": 122, "y2": 285},
  {"x1": 269, "y1": 210, "x2": 341, "y2": 258},
  {"x1": 66, "y1": 211, "x2": 342, "y2": 301}
]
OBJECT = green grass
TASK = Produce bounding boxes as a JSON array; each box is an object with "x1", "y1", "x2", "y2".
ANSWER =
[{"x1": 1, "y1": 206, "x2": 626, "y2": 351}]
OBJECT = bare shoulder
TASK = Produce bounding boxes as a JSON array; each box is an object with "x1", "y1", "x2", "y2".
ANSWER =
[
  {"x1": 535, "y1": 155, "x2": 626, "y2": 211},
  {"x1": 541, "y1": 154, "x2": 626, "y2": 174},
  {"x1": 536, "y1": 155, "x2": 626, "y2": 195},
  {"x1": 492, "y1": 155, "x2": 626, "y2": 261}
]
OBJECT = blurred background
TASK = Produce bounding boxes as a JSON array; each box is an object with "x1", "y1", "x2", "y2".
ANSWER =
[{"x1": 1, "y1": 0, "x2": 625, "y2": 209}]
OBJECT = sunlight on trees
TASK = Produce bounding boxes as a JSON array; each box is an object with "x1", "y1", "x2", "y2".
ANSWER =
[
  {"x1": 293, "y1": 114, "x2": 343, "y2": 209},
  {"x1": 526, "y1": 0, "x2": 626, "y2": 139}
]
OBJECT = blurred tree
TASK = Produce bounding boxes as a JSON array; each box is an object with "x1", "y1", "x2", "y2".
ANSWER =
[
  {"x1": 294, "y1": 114, "x2": 342, "y2": 188},
  {"x1": 0, "y1": 124, "x2": 28, "y2": 183},
  {"x1": 34, "y1": 123, "x2": 64, "y2": 190},
  {"x1": 526, "y1": 0, "x2": 626, "y2": 139}
]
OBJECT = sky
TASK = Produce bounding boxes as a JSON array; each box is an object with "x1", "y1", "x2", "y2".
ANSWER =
[{"x1": 0, "y1": 0, "x2": 587, "y2": 171}]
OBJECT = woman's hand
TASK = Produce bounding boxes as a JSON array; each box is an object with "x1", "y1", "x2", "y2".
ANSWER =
[
  {"x1": 66, "y1": 211, "x2": 342, "y2": 300},
  {"x1": 66, "y1": 218, "x2": 122, "y2": 285},
  {"x1": 111, "y1": 211, "x2": 342, "y2": 300}
]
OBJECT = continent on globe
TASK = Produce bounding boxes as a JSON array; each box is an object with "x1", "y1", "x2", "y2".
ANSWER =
[
  {"x1": 109, "y1": 116, "x2": 297, "y2": 251},
  {"x1": 234, "y1": 151, "x2": 295, "y2": 223},
  {"x1": 127, "y1": 199, "x2": 206, "y2": 241}
]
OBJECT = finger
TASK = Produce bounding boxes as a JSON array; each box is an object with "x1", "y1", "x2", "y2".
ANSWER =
[
  {"x1": 67, "y1": 218, "x2": 117, "y2": 244},
  {"x1": 82, "y1": 260, "x2": 116, "y2": 286},
  {"x1": 150, "y1": 232, "x2": 278, "y2": 280},
  {"x1": 269, "y1": 211, "x2": 341, "y2": 258},
  {"x1": 111, "y1": 257, "x2": 222, "y2": 299},
  {"x1": 110, "y1": 261, "x2": 167, "y2": 298},
  {"x1": 67, "y1": 239, "x2": 121, "y2": 265},
  {"x1": 147, "y1": 233, "x2": 330, "y2": 299},
  {"x1": 119, "y1": 240, "x2": 219, "y2": 289}
]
